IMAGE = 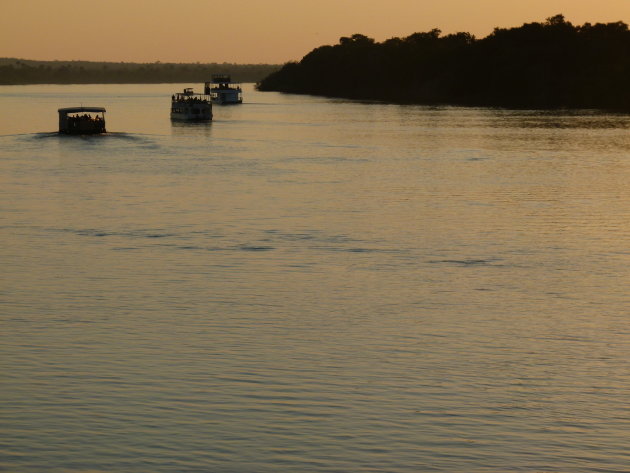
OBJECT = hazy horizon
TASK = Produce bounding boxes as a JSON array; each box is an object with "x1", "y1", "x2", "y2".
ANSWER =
[
  {"x1": 2, "y1": 0, "x2": 630, "y2": 64},
  {"x1": 0, "y1": 57, "x2": 281, "y2": 66}
]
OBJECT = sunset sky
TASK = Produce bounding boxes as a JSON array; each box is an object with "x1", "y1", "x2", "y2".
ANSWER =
[{"x1": 2, "y1": 0, "x2": 630, "y2": 64}]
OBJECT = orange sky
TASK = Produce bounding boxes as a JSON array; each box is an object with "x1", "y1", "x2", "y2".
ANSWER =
[{"x1": 2, "y1": 0, "x2": 630, "y2": 64}]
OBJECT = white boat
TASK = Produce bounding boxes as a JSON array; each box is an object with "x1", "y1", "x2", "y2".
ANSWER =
[
  {"x1": 170, "y1": 87, "x2": 212, "y2": 120},
  {"x1": 205, "y1": 75, "x2": 243, "y2": 104},
  {"x1": 58, "y1": 107, "x2": 106, "y2": 134}
]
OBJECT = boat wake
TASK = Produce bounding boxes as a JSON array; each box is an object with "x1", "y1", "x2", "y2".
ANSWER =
[{"x1": 15, "y1": 131, "x2": 159, "y2": 142}]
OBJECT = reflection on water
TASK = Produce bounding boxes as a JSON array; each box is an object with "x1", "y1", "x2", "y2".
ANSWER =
[
  {"x1": 170, "y1": 120, "x2": 213, "y2": 135},
  {"x1": 1, "y1": 84, "x2": 630, "y2": 473},
  {"x1": 493, "y1": 109, "x2": 630, "y2": 129}
]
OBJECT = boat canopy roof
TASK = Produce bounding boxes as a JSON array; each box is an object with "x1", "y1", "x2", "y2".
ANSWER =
[{"x1": 58, "y1": 107, "x2": 106, "y2": 114}]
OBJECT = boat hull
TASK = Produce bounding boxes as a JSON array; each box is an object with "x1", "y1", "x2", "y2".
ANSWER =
[
  {"x1": 59, "y1": 124, "x2": 106, "y2": 135},
  {"x1": 170, "y1": 102, "x2": 212, "y2": 121},
  {"x1": 210, "y1": 88, "x2": 242, "y2": 105},
  {"x1": 211, "y1": 98, "x2": 243, "y2": 105}
]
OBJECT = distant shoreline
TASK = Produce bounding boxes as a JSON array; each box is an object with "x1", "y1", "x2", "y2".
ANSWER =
[{"x1": 0, "y1": 59, "x2": 281, "y2": 85}]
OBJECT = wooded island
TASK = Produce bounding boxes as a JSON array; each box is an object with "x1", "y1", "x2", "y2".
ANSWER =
[{"x1": 257, "y1": 15, "x2": 630, "y2": 110}]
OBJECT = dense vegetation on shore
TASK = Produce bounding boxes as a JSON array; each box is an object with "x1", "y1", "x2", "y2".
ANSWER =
[
  {"x1": 0, "y1": 59, "x2": 280, "y2": 85},
  {"x1": 257, "y1": 15, "x2": 630, "y2": 110}
]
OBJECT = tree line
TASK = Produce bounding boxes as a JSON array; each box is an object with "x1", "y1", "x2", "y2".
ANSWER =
[
  {"x1": 257, "y1": 15, "x2": 630, "y2": 110},
  {"x1": 0, "y1": 59, "x2": 280, "y2": 85}
]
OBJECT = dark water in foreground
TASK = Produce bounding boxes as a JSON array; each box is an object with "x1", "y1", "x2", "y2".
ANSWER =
[{"x1": 1, "y1": 84, "x2": 630, "y2": 472}]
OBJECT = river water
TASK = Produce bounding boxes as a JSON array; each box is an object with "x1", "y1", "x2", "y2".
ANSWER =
[{"x1": 1, "y1": 84, "x2": 629, "y2": 472}]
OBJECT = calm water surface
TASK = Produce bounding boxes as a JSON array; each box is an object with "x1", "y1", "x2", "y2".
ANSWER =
[{"x1": 1, "y1": 84, "x2": 629, "y2": 472}]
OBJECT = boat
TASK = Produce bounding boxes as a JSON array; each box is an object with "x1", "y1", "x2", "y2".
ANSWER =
[
  {"x1": 205, "y1": 75, "x2": 243, "y2": 104},
  {"x1": 58, "y1": 107, "x2": 106, "y2": 134},
  {"x1": 170, "y1": 87, "x2": 213, "y2": 120}
]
